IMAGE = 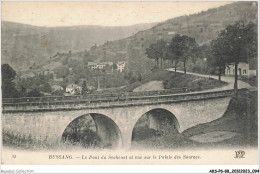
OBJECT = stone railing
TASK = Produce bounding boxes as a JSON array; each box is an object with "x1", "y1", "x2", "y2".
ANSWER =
[
  {"x1": 2, "y1": 88, "x2": 189, "y2": 104},
  {"x1": 2, "y1": 88, "x2": 239, "y2": 113}
]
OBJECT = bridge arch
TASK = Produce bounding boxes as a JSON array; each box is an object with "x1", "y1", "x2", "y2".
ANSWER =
[
  {"x1": 61, "y1": 113, "x2": 122, "y2": 149},
  {"x1": 131, "y1": 108, "x2": 180, "y2": 143}
]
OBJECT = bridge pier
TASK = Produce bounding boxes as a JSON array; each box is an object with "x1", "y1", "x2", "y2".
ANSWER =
[
  {"x1": 120, "y1": 130, "x2": 133, "y2": 150},
  {"x1": 91, "y1": 113, "x2": 122, "y2": 149}
]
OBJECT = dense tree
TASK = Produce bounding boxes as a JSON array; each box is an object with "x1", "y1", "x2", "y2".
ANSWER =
[
  {"x1": 27, "y1": 89, "x2": 42, "y2": 97},
  {"x1": 55, "y1": 66, "x2": 70, "y2": 79},
  {"x1": 156, "y1": 40, "x2": 168, "y2": 69},
  {"x1": 216, "y1": 22, "x2": 257, "y2": 91},
  {"x1": 1, "y1": 64, "x2": 19, "y2": 98},
  {"x1": 83, "y1": 52, "x2": 90, "y2": 65},
  {"x1": 102, "y1": 64, "x2": 111, "y2": 72},
  {"x1": 209, "y1": 38, "x2": 227, "y2": 81},
  {"x1": 16, "y1": 74, "x2": 54, "y2": 96},
  {"x1": 19, "y1": 85, "x2": 27, "y2": 97},
  {"x1": 82, "y1": 80, "x2": 88, "y2": 95},
  {"x1": 146, "y1": 40, "x2": 168, "y2": 69},
  {"x1": 124, "y1": 71, "x2": 137, "y2": 84},
  {"x1": 40, "y1": 83, "x2": 52, "y2": 93},
  {"x1": 137, "y1": 73, "x2": 142, "y2": 81},
  {"x1": 61, "y1": 57, "x2": 69, "y2": 65},
  {"x1": 170, "y1": 34, "x2": 198, "y2": 74},
  {"x1": 145, "y1": 43, "x2": 160, "y2": 68},
  {"x1": 112, "y1": 63, "x2": 117, "y2": 72},
  {"x1": 163, "y1": 46, "x2": 175, "y2": 70}
]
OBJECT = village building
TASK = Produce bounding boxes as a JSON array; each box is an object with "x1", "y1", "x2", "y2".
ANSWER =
[
  {"x1": 66, "y1": 84, "x2": 82, "y2": 95},
  {"x1": 225, "y1": 59, "x2": 257, "y2": 77},
  {"x1": 116, "y1": 61, "x2": 126, "y2": 72},
  {"x1": 88, "y1": 62, "x2": 113, "y2": 70},
  {"x1": 87, "y1": 61, "x2": 126, "y2": 72}
]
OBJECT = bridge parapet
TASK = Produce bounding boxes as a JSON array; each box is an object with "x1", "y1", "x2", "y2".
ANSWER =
[
  {"x1": 2, "y1": 89, "x2": 237, "y2": 113},
  {"x1": 2, "y1": 88, "x2": 189, "y2": 104}
]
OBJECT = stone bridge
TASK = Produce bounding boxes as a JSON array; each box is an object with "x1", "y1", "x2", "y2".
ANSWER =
[{"x1": 2, "y1": 89, "x2": 236, "y2": 149}]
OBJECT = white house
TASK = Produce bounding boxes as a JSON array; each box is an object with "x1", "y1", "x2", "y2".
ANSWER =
[
  {"x1": 88, "y1": 62, "x2": 96, "y2": 70},
  {"x1": 225, "y1": 60, "x2": 257, "y2": 77},
  {"x1": 88, "y1": 62, "x2": 113, "y2": 70},
  {"x1": 66, "y1": 84, "x2": 82, "y2": 95},
  {"x1": 116, "y1": 61, "x2": 126, "y2": 72}
]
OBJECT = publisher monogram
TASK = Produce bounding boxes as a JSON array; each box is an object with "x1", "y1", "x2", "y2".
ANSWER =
[{"x1": 234, "y1": 150, "x2": 245, "y2": 158}]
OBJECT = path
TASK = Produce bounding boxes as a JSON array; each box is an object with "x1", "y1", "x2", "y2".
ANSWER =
[
  {"x1": 167, "y1": 68, "x2": 253, "y2": 92},
  {"x1": 133, "y1": 80, "x2": 164, "y2": 92}
]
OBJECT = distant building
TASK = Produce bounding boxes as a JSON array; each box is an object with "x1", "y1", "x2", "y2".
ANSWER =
[
  {"x1": 116, "y1": 61, "x2": 126, "y2": 72},
  {"x1": 88, "y1": 62, "x2": 98, "y2": 70},
  {"x1": 51, "y1": 85, "x2": 64, "y2": 92},
  {"x1": 225, "y1": 60, "x2": 257, "y2": 77},
  {"x1": 88, "y1": 61, "x2": 126, "y2": 72},
  {"x1": 168, "y1": 31, "x2": 175, "y2": 35},
  {"x1": 88, "y1": 62, "x2": 113, "y2": 70},
  {"x1": 21, "y1": 72, "x2": 35, "y2": 79},
  {"x1": 37, "y1": 70, "x2": 55, "y2": 76},
  {"x1": 66, "y1": 84, "x2": 82, "y2": 95}
]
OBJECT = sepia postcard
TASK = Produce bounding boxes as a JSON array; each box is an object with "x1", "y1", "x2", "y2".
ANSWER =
[{"x1": 1, "y1": 1, "x2": 259, "y2": 171}]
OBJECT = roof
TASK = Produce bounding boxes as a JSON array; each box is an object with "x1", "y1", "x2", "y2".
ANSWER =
[
  {"x1": 66, "y1": 84, "x2": 81, "y2": 89},
  {"x1": 117, "y1": 61, "x2": 126, "y2": 65},
  {"x1": 88, "y1": 62, "x2": 113, "y2": 66}
]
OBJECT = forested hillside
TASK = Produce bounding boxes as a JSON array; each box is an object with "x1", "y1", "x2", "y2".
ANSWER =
[
  {"x1": 86, "y1": 2, "x2": 257, "y2": 75},
  {"x1": 1, "y1": 22, "x2": 156, "y2": 70}
]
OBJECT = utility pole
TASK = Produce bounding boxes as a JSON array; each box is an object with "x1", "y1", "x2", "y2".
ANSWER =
[{"x1": 97, "y1": 75, "x2": 101, "y2": 91}]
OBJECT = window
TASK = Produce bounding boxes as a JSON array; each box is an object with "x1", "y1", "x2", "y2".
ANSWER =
[
  {"x1": 233, "y1": 69, "x2": 235, "y2": 74},
  {"x1": 243, "y1": 69, "x2": 247, "y2": 74},
  {"x1": 227, "y1": 67, "x2": 230, "y2": 74}
]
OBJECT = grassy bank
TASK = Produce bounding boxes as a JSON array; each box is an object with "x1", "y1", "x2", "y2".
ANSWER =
[
  {"x1": 119, "y1": 70, "x2": 227, "y2": 92},
  {"x1": 2, "y1": 130, "x2": 107, "y2": 150},
  {"x1": 239, "y1": 76, "x2": 258, "y2": 87}
]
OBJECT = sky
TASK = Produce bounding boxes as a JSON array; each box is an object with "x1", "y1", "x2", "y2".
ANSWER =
[{"x1": 2, "y1": 1, "x2": 233, "y2": 27}]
